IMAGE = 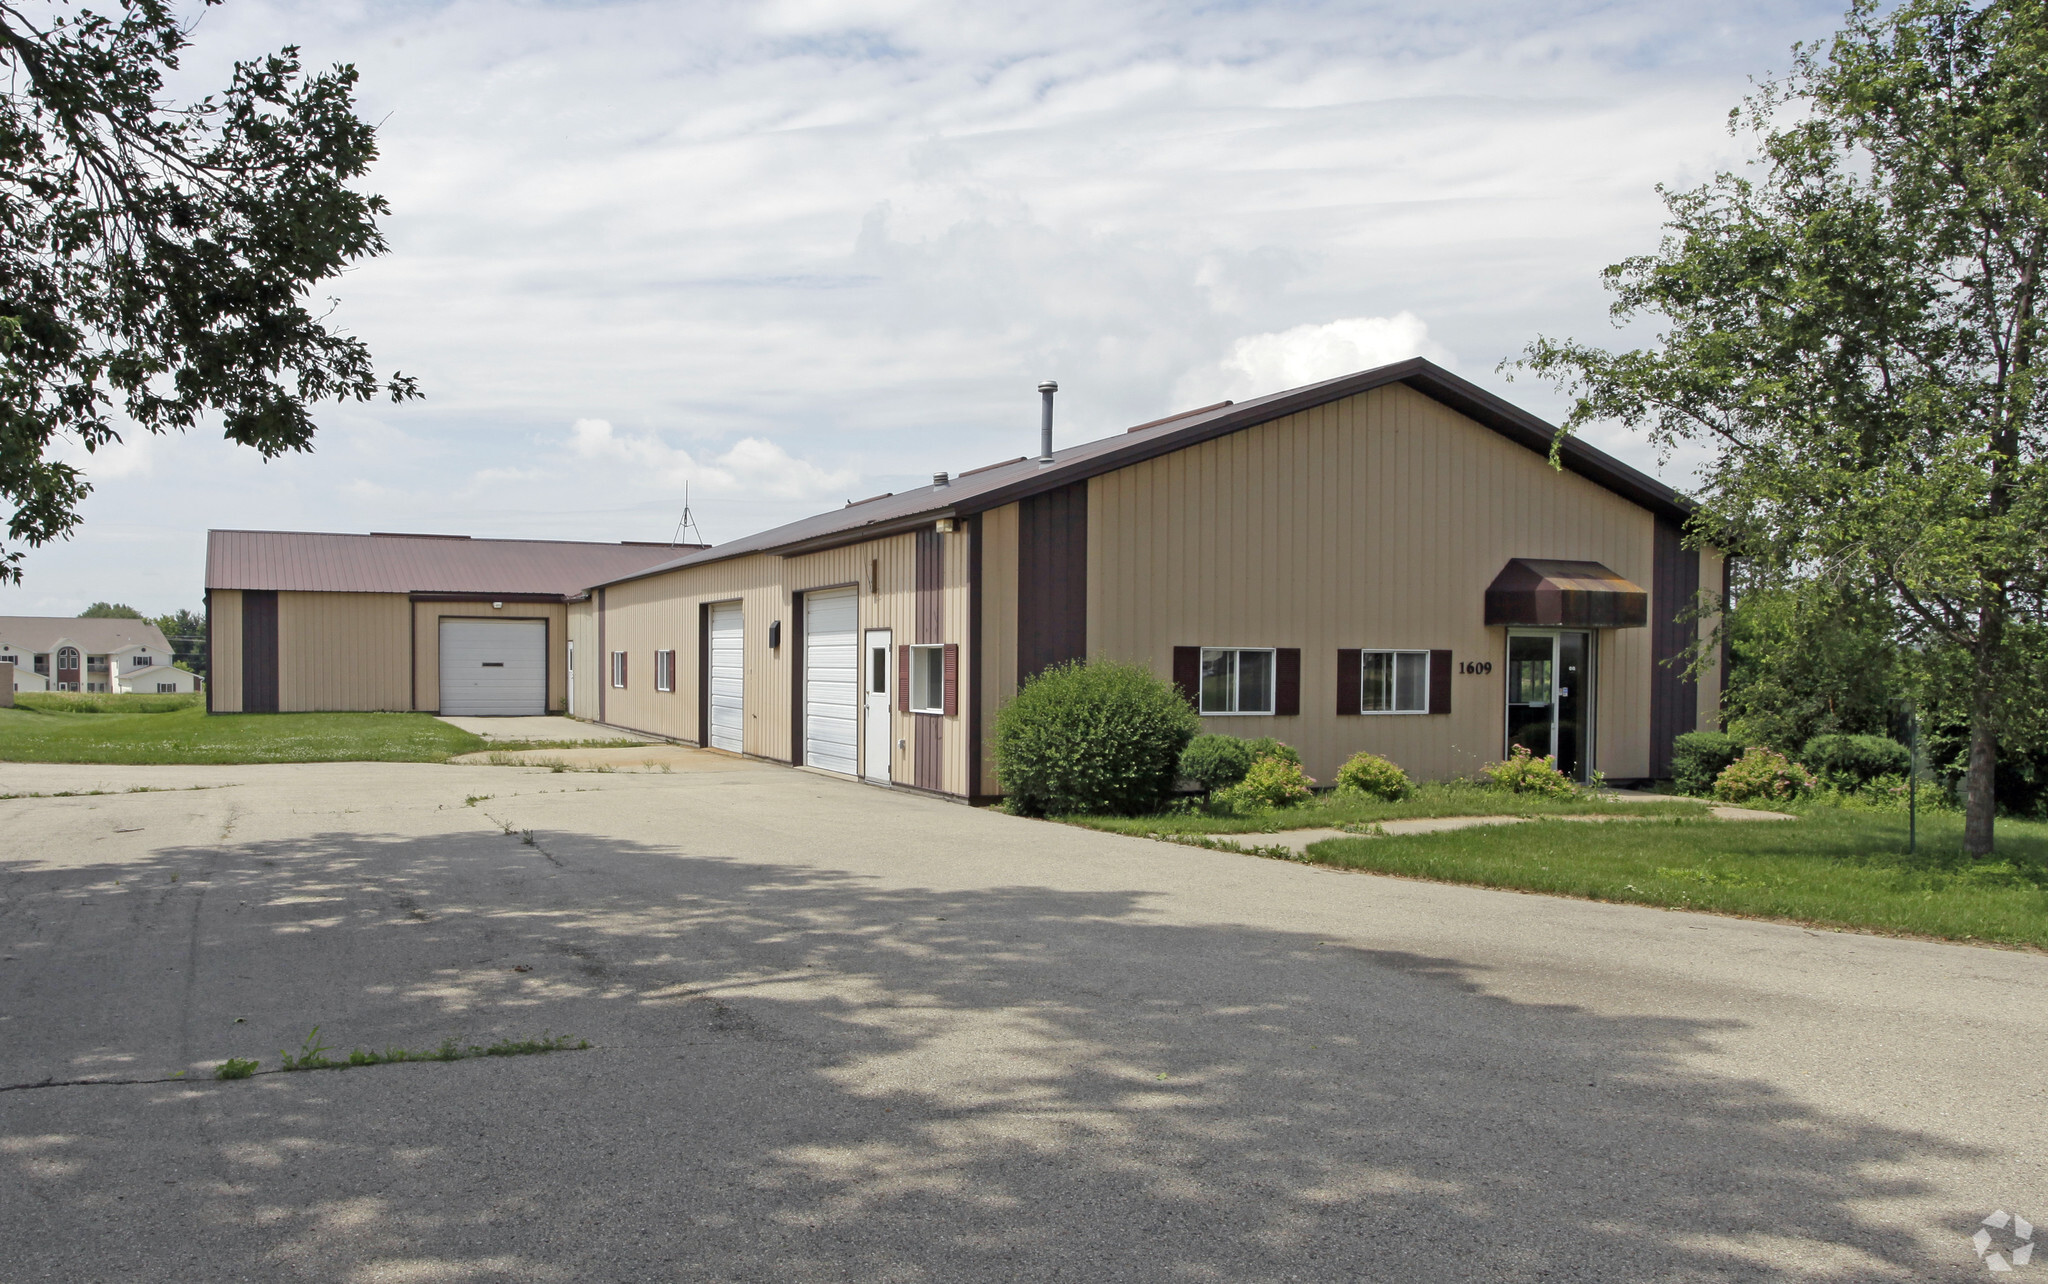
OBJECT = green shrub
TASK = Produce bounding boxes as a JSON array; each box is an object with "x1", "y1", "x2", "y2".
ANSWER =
[
  {"x1": 1212, "y1": 754, "x2": 1316, "y2": 812},
  {"x1": 1480, "y1": 745, "x2": 1578, "y2": 798},
  {"x1": 1671, "y1": 731, "x2": 1743, "y2": 796},
  {"x1": 1801, "y1": 733, "x2": 1910, "y2": 791},
  {"x1": 1335, "y1": 751, "x2": 1411, "y2": 800},
  {"x1": 995, "y1": 660, "x2": 1200, "y2": 816},
  {"x1": 1179, "y1": 734, "x2": 1256, "y2": 793},
  {"x1": 1712, "y1": 747, "x2": 1817, "y2": 803},
  {"x1": 1242, "y1": 737, "x2": 1302, "y2": 767}
]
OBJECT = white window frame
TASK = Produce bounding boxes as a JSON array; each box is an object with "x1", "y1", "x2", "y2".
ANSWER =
[
  {"x1": 610, "y1": 650, "x2": 627, "y2": 689},
  {"x1": 1358, "y1": 648, "x2": 1431, "y2": 715},
  {"x1": 908, "y1": 644, "x2": 945, "y2": 715},
  {"x1": 654, "y1": 649, "x2": 675, "y2": 693},
  {"x1": 157, "y1": 683, "x2": 178, "y2": 693},
  {"x1": 1199, "y1": 647, "x2": 1277, "y2": 716}
]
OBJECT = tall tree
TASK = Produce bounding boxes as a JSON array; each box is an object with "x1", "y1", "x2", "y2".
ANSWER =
[
  {"x1": 78, "y1": 600, "x2": 142, "y2": 617},
  {"x1": 1, "y1": 0, "x2": 417, "y2": 582},
  {"x1": 1519, "y1": 0, "x2": 2048, "y2": 855}
]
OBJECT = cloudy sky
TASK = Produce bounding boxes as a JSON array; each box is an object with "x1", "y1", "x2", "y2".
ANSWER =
[{"x1": 3, "y1": 0, "x2": 1849, "y2": 616}]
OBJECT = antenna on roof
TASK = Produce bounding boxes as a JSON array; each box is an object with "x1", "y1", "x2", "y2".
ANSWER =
[{"x1": 671, "y1": 482, "x2": 704, "y2": 547}]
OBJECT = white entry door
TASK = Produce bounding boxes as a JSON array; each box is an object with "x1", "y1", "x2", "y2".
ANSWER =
[
  {"x1": 863, "y1": 628, "x2": 892, "y2": 785},
  {"x1": 440, "y1": 618, "x2": 547, "y2": 715},
  {"x1": 802, "y1": 589, "x2": 859, "y2": 776},
  {"x1": 707, "y1": 602, "x2": 744, "y2": 753}
]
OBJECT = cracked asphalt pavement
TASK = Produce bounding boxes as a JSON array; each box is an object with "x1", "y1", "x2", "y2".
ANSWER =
[{"x1": 1, "y1": 755, "x2": 2042, "y2": 1281}]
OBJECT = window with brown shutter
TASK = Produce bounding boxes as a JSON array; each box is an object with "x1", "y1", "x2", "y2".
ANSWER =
[
  {"x1": 942, "y1": 643, "x2": 959, "y2": 716},
  {"x1": 1275, "y1": 648, "x2": 1300, "y2": 715}
]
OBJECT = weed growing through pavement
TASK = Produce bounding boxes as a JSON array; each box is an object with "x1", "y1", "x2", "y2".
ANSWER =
[
  {"x1": 215, "y1": 1027, "x2": 590, "y2": 1081},
  {"x1": 464, "y1": 795, "x2": 492, "y2": 807}
]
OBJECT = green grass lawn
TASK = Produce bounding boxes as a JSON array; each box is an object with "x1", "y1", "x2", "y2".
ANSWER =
[
  {"x1": 1061, "y1": 782, "x2": 1710, "y2": 837},
  {"x1": 0, "y1": 697, "x2": 487, "y2": 764},
  {"x1": 1291, "y1": 807, "x2": 2048, "y2": 949}
]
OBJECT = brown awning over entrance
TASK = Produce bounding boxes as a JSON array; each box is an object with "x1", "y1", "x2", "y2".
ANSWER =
[{"x1": 1485, "y1": 559, "x2": 1648, "y2": 629}]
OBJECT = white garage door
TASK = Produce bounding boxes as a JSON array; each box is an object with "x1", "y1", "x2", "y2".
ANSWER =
[
  {"x1": 440, "y1": 619, "x2": 547, "y2": 716},
  {"x1": 803, "y1": 589, "x2": 859, "y2": 776},
  {"x1": 708, "y1": 602, "x2": 744, "y2": 753}
]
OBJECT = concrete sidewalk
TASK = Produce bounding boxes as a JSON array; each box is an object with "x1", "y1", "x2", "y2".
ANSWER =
[{"x1": 0, "y1": 758, "x2": 2037, "y2": 1281}]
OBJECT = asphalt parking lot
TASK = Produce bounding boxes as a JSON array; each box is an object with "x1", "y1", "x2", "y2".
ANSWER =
[{"x1": 2, "y1": 755, "x2": 2042, "y2": 1281}]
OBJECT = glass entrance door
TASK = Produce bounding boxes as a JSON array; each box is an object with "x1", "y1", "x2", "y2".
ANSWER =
[{"x1": 1505, "y1": 631, "x2": 1594, "y2": 779}]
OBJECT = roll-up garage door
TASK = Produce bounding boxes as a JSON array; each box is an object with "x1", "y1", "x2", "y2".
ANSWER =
[
  {"x1": 802, "y1": 588, "x2": 859, "y2": 776},
  {"x1": 440, "y1": 619, "x2": 547, "y2": 715},
  {"x1": 708, "y1": 602, "x2": 744, "y2": 753}
]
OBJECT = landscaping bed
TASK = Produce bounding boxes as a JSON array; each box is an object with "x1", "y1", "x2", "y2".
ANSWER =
[{"x1": 1062, "y1": 783, "x2": 1709, "y2": 836}]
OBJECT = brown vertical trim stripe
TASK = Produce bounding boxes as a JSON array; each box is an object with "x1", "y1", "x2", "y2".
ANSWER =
[
  {"x1": 1649, "y1": 518, "x2": 1700, "y2": 777},
  {"x1": 241, "y1": 590, "x2": 279, "y2": 713},
  {"x1": 1016, "y1": 481, "x2": 1088, "y2": 682}
]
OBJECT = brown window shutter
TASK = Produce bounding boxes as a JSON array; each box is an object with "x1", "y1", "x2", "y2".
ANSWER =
[
  {"x1": 1275, "y1": 648, "x2": 1300, "y2": 716},
  {"x1": 1429, "y1": 649, "x2": 1452, "y2": 715},
  {"x1": 942, "y1": 643, "x2": 959, "y2": 716},
  {"x1": 1172, "y1": 646, "x2": 1200, "y2": 708},
  {"x1": 898, "y1": 645, "x2": 911, "y2": 714},
  {"x1": 1336, "y1": 649, "x2": 1361, "y2": 714}
]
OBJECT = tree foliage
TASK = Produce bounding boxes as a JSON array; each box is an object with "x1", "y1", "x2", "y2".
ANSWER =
[
  {"x1": 0, "y1": 0, "x2": 416, "y2": 581},
  {"x1": 1519, "y1": 0, "x2": 2048, "y2": 854},
  {"x1": 77, "y1": 599, "x2": 141, "y2": 617}
]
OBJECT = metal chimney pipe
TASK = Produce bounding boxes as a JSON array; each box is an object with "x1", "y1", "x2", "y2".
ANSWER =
[{"x1": 1037, "y1": 380, "x2": 1058, "y2": 466}]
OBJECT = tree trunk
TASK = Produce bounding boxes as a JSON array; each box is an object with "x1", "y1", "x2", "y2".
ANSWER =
[{"x1": 1963, "y1": 614, "x2": 2003, "y2": 858}]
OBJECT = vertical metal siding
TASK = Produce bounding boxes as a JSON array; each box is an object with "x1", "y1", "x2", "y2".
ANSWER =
[
  {"x1": 209, "y1": 589, "x2": 244, "y2": 712},
  {"x1": 1649, "y1": 519, "x2": 1701, "y2": 777},
  {"x1": 1083, "y1": 383, "x2": 1661, "y2": 786},
  {"x1": 1016, "y1": 481, "x2": 1088, "y2": 682},
  {"x1": 977, "y1": 505, "x2": 1020, "y2": 796},
  {"x1": 598, "y1": 532, "x2": 945, "y2": 783},
  {"x1": 275, "y1": 592, "x2": 412, "y2": 711},
  {"x1": 567, "y1": 598, "x2": 599, "y2": 720}
]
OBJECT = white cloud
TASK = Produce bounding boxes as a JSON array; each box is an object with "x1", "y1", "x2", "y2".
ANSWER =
[
  {"x1": 1176, "y1": 314, "x2": 1457, "y2": 406},
  {"x1": 564, "y1": 419, "x2": 857, "y2": 503},
  {"x1": 3, "y1": 0, "x2": 1842, "y2": 606}
]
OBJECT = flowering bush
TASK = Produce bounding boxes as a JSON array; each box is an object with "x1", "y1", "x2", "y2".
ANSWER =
[
  {"x1": 1212, "y1": 754, "x2": 1316, "y2": 812},
  {"x1": 1335, "y1": 751, "x2": 1412, "y2": 800},
  {"x1": 1479, "y1": 745, "x2": 1578, "y2": 799},
  {"x1": 1712, "y1": 747, "x2": 1817, "y2": 803}
]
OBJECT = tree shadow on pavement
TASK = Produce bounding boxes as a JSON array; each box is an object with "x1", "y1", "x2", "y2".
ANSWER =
[{"x1": 0, "y1": 825, "x2": 1988, "y2": 1282}]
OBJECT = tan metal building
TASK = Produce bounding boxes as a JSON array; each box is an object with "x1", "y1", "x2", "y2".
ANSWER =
[
  {"x1": 584, "y1": 359, "x2": 1723, "y2": 798},
  {"x1": 204, "y1": 532, "x2": 698, "y2": 715}
]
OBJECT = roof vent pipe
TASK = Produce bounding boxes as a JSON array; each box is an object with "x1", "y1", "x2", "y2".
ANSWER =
[
  {"x1": 1037, "y1": 380, "x2": 1058, "y2": 466},
  {"x1": 933, "y1": 471, "x2": 949, "y2": 488}
]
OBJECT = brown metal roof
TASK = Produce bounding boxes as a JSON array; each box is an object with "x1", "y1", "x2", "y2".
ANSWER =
[
  {"x1": 205, "y1": 531, "x2": 703, "y2": 597},
  {"x1": 589, "y1": 358, "x2": 1694, "y2": 591},
  {"x1": 0, "y1": 617, "x2": 174, "y2": 654}
]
